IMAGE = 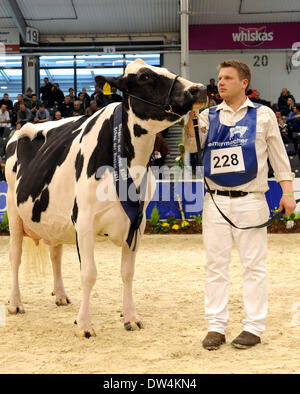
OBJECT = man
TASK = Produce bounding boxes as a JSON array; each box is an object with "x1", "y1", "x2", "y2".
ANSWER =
[
  {"x1": 185, "y1": 60, "x2": 296, "y2": 350},
  {"x1": 85, "y1": 101, "x2": 98, "y2": 116},
  {"x1": 72, "y1": 100, "x2": 85, "y2": 116},
  {"x1": 34, "y1": 104, "x2": 50, "y2": 123},
  {"x1": 0, "y1": 93, "x2": 13, "y2": 113},
  {"x1": 40, "y1": 77, "x2": 52, "y2": 106},
  {"x1": 48, "y1": 83, "x2": 64, "y2": 108},
  {"x1": 53, "y1": 111, "x2": 62, "y2": 121},
  {"x1": 251, "y1": 90, "x2": 272, "y2": 108},
  {"x1": 0, "y1": 104, "x2": 11, "y2": 130},
  {"x1": 17, "y1": 103, "x2": 32, "y2": 126},
  {"x1": 277, "y1": 88, "x2": 295, "y2": 117},
  {"x1": 61, "y1": 95, "x2": 74, "y2": 118},
  {"x1": 27, "y1": 94, "x2": 42, "y2": 118}
]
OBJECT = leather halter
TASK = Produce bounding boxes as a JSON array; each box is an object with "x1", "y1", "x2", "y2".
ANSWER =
[{"x1": 125, "y1": 75, "x2": 182, "y2": 118}]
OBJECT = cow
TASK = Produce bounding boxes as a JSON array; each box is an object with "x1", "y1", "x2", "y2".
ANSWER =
[{"x1": 5, "y1": 59, "x2": 207, "y2": 338}]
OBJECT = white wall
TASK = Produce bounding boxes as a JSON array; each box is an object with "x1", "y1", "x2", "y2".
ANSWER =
[{"x1": 164, "y1": 51, "x2": 300, "y2": 105}]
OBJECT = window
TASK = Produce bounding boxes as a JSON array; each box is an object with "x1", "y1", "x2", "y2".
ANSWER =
[
  {"x1": 0, "y1": 55, "x2": 22, "y2": 102},
  {"x1": 39, "y1": 53, "x2": 161, "y2": 99}
]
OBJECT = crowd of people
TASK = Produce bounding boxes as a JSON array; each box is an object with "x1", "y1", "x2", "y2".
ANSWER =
[
  {"x1": 1, "y1": 76, "x2": 300, "y2": 178},
  {"x1": 0, "y1": 78, "x2": 123, "y2": 170}
]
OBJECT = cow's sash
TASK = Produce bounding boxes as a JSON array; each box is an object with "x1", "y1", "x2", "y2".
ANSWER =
[{"x1": 112, "y1": 103, "x2": 148, "y2": 250}]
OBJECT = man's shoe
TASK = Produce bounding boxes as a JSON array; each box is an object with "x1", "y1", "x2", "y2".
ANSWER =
[
  {"x1": 202, "y1": 331, "x2": 226, "y2": 351},
  {"x1": 231, "y1": 331, "x2": 261, "y2": 349}
]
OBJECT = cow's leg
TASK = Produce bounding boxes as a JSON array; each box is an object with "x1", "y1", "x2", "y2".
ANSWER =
[
  {"x1": 75, "y1": 221, "x2": 97, "y2": 338},
  {"x1": 7, "y1": 193, "x2": 25, "y2": 314},
  {"x1": 121, "y1": 243, "x2": 144, "y2": 331},
  {"x1": 50, "y1": 244, "x2": 71, "y2": 306}
]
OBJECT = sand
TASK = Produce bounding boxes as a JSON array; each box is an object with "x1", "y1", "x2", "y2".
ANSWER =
[{"x1": 0, "y1": 234, "x2": 300, "y2": 374}]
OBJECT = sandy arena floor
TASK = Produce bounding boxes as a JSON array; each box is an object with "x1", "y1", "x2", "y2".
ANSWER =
[{"x1": 0, "y1": 234, "x2": 300, "y2": 374}]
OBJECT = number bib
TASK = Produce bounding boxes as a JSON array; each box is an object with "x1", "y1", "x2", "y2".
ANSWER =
[
  {"x1": 211, "y1": 146, "x2": 245, "y2": 175},
  {"x1": 203, "y1": 104, "x2": 260, "y2": 187}
]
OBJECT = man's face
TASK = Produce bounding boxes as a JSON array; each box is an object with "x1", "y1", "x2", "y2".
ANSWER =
[
  {"x1": 17, "y1": 94, "x2": 23, "y2": 101},
  {"x1": 74, "y1": 103, "x2": 80, "y2": 110},
  {"x1": 65, "y1": 96, "x2": 70, "y2": 103},
  {"x1": 82, "y1": 88, "x2": 86, "y2": 94},
  {"x1": 210, "y1": 79, "x2": 215, "y2": 86},
  {"x1": 287, "y1": 97, "x2": 294, "y2": 106},
  {"x1": 39, "y1": 106, "x2": 45, "y2": 112},
  {"x1": 282, "y1": 88, "x2": 288, "y2": 96},
  {"x1": 44, "y1": 78, "x2": 49, "y2": 84},
  {"x1": 20, "y1": 104, "x2": 25, "y2": 111},
  {"x1": 1, "y1": 105, "x2": 6, "y2": 112},
  {"x1": 218, "y1": 67, "x2": 248, "y2": 100},
  {"x1": 79, "y1": 93, "x2": 84, "y2": 100},
  {"x1": 3, "y1": 95, "x2": 8, "y2": 101},
  {"x1": 32, "y1": 95, "x2": 37, "y2": 102}
]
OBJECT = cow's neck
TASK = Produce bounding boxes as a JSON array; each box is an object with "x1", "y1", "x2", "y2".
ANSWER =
[{"x1": 124, "y1": 107, "x2": 167, "y2": 169}]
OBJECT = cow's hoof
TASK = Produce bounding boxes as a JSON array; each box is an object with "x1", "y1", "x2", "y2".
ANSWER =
[
  {"x1": 55, "y1": 297, "x2": 71, "y2": 306},
  {"x1": 75, "y1": 329, "x2": 96, "y2": 339},
  {"x1": 124, "y1": 321, "x2": 144, "y2": 331},
  {"x1": 7, "y1": 305, "x2": 25, "y2": 314},
  {"x1": 52, "y1": 292, "x2": 71, "y2": 306}
]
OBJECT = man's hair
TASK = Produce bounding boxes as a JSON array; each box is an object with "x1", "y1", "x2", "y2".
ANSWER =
[{"x1": 218, "y1": 60, "x2": 251, "y2": 91}]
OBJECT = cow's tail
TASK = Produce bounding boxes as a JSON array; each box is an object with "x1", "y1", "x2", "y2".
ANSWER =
[{"x1": 23, "y1": 237, "x2": 50, "y2": 277}]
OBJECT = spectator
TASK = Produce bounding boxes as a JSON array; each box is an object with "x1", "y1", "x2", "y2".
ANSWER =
[
  {"x1": 0, "y1": 156, "x2": 5, "y2": 181},
  {"x1": 78, "y1": 92, "x2": 89, "y2": 112},
  {"x1": 110, "y1": 87, "x2": 123, "y2": 103},
  {"x1": 48, "y1": 83, "x2": 64, "y2": 108},
  {"x1": 23, "y1": 87, "x2": 33, "y2": 106},
  {"x1": 0, "y1": 104, "x2": 11, "y2": 135},
  {"x1": 286, "y1": 97, "x2": 296, "y2": 121},
  {"x1": 17, "y1": 103, "x2": 32, "y2": 126},
  {"x1": 275, "y1": 111, "x2": 290, "y2": 143},
  {"x1": 40, "y1": 77, "x2": 53, "y2": 106},
  {"x1": 34, "y1": 104, "x2": 51, "y2": 123},
  {"x1": 207, "y1": 78, "x2": 218, "y2": 96},
  {"x1": 208, "y1": 99, "x2": 217, "y2": 107},
  {"x1": 61, "y1": 95, "x2": 74, "y2": 118},
  {"x1": 287, "y1": 103, "x2": 300, "y2": 134},
  {"x1": 81, "y1": 87, "x2": 91, "y2": 106},
  {"x1": 85, "y1": 101, "x2": 98, "y2": 116},
  {"x1": 13, "y1": 94, "x2": 24, "y2": 115},
  {"x1": 27, "y1": 94, "x2": 42, "y2": 118},
  {"x1": 72, "y1": 101, "x2": 85, "y2": 116},
  {"x1": 91, "y1": 85, "x2": 104, "y2": 108},
  {"x1": 54, "y1": 111, "x2": 62, "y2": 121},
  {"x1": 68, "y1": 88, "x2": 77, "y2": 103},
  {"x1": 153, "y1": 132, "x2": 170, "y2": 178},
  {"x1": 278, "y1": 88, "x2": 295, "y2": 116},
  {"x1": 251, "y1": 91, "x2": 272, "y2": 108},
  {"x1": 0, "y1": 93, "x2": 13, "y2": 113}
]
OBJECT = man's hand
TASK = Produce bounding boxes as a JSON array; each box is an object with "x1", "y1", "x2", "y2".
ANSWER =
[{"x1": 279, "y1": 195, "x2": 296, "y2": 217}]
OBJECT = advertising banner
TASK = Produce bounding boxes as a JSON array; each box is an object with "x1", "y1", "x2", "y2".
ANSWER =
[
  {"x1": 189, "y1": 23, "x2": 300, "y2": 50},
  {"x1": 0, "y1": 28, "x2": 20, "y2": 53}
]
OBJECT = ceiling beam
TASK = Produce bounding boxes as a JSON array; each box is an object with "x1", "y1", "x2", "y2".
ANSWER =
[{"x1": 4, "y1": 0, "x2": 27, "y2": 41}]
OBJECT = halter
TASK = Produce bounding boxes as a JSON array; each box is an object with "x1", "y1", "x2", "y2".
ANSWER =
[{"x1": 125, "y1": 75, "x2": 182, "y2": 118}]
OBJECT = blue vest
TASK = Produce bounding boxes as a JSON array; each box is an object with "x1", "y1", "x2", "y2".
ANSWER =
[{"x1": 203, "y1": 104, "x2": 260, "y2": 187}]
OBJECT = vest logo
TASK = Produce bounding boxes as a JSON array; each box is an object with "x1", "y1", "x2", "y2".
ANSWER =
[
  {"x1": 229, "y1": 126, "x2": 248, "y2": 139},
  {"x1": 232, "y1": 26, "x2": 274, "y2": 47}
]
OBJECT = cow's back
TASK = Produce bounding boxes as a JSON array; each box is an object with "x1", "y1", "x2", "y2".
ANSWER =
[{"x1": 5, "y1": 106, "x2": 117, "y2": 245}]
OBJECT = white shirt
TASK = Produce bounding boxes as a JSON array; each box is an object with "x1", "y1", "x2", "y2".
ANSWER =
[
  {"x1": 0, "y1": 110, "x2": 11, "y2": 127},
  {"x1": 186, "y1": 98, "x2": 294, "y2": 192}
]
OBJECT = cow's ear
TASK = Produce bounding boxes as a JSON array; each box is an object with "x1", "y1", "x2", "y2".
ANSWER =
[{"x1": 95, "y1": 75, "x2": 126, "y2": 91}]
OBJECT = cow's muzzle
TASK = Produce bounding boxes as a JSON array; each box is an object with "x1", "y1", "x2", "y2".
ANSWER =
[{"x1": 187, "y1": 84, "x2": 208, "y2": 109}]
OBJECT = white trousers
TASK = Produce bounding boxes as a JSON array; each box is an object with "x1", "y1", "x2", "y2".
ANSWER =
[{"x1": 202, "y1": 192, "x2": 270, "y2": 337}]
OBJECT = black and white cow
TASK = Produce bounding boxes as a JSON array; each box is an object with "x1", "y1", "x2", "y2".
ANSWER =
[{"x1": 5, "y1": 59, "x2": 207, "y2": 338}]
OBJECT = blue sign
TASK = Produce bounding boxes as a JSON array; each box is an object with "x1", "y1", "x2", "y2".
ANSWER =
[{"x1": 0, "y1": 181, "x2": 8, "y2": 223}]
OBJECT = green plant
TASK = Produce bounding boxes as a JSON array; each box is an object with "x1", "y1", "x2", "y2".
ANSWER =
[
  {"x1": 270, "y1": 207, "x2": 281, "y2": 224},
  {"x1": 149, "y1": 205, "x2": 160, "y2": 226},
  {"x1": 0, "y1": 212, "x2": 9, "y2": 233},
  {"x1": 190, "y1": 213, "x2": 202, "y2": 225}
]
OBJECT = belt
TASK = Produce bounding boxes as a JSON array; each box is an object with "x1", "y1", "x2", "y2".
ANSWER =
[{"x1": 210, "y1": 190, "x2": 248, "y2": 198}]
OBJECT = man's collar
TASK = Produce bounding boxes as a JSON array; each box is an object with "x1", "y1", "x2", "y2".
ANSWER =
[{"x1": 216, "y1": 97, "x2": 255, "y2": 112}]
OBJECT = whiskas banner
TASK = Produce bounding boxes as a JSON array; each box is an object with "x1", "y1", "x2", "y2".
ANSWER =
[{"x1": 189, "y1": 23, "x2": 300, "y2": 50}]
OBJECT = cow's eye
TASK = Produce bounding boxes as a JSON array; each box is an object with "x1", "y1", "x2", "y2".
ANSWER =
[{"x1": 139, "y1": 73, "x2": 150, "y2": 81}]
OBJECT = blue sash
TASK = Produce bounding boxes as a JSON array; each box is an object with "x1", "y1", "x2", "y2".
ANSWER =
[
  {"x1": 111, "y1": 103, "x2": 147, "y2": 250},
  {"x1": 203, "y1": 104, "x2": 260, "y2": 187}
]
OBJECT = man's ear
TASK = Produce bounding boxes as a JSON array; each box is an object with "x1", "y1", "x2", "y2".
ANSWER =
[{"x1": 95, "y1": 75, "x2": 126, "y2": 91}]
